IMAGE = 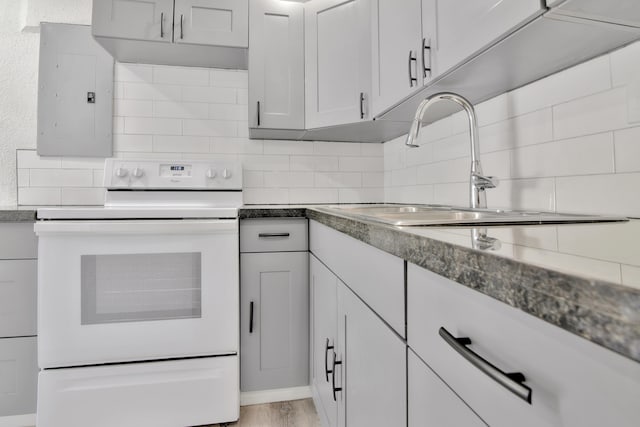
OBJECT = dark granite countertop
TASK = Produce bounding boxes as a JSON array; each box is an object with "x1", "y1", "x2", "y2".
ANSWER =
[
  {"x1": 0, "y1": 206, "x2": 37, "y2": 222},
  {"x1": 240, "y1": 205, "x2": 640, "y2": 363}
]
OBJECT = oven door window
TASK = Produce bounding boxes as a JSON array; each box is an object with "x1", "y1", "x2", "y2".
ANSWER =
[{"x1": 81, "y1": 252, "x2": 202, "y2": 324}]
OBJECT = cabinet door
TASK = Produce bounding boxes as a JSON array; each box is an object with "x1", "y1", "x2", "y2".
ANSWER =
[
  {"x1": 305, "y1": 0, "x2": 371, "y2": 129},
  {"x1": 371, "y1": 0, "x2": 423, "y2": 117},
  {"x1": 249, "y1": 0, "x2": 305, "y2": 130},
  {"x1": 240, "y1": 252, "x2": 309, "y2": 392},
  {"x1": 0, "y1": 337, "x2": 37, "y2": 416},
  {"x1": 0, "y1": 260, "x2": 37, "y2": 338},
  {"x1": 338, "y1": 283, "x2": 407, "y2": 427},
  {"x1": 434, "y1": 0, "x2": 543, "y2": 73},
  {"x1": 174, "y1": 0, "x2": 248, "y2": 47},
  {"x1": 409, "y1": 350, "x2": 487, "y2": 427},
  {"x1": 92, "y1": 0, "x2": 173, "y2": 42},
  {"x1": 310, "y1": 255, "x2": 339, "y2": 427}
]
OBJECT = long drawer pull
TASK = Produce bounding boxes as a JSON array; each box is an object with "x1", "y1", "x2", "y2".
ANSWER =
[
  {"x1": 332, "y1": 352, "x2": 342, "y2": 401},
  {"x1": 258, "y1": 232, "x2": 290, "y2": 238},
  {"x1": 249, "y1": 301, "x2": 254, "y2": 333},
  {"x1": 439, "y1": 327, "x2": 532, "y2": 404},
  {"x1": 325, "y1": 338, "x2": 334, "y2": 382}
]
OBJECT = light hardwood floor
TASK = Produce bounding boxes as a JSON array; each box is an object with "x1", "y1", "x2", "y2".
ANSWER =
[{"x1": 211, "y1": 399, "x2": 321, "y2": 427}]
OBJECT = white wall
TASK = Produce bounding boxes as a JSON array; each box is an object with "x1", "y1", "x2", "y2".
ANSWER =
[
  {"x1": 384, "y1": 40, "x2": 640, "y2": 218},
  {"x1": 16, "y1": 63, "x2": 384, "y2": 205}
]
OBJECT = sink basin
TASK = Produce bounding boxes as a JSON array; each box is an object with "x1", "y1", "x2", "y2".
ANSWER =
[{"x1": 320, "y1": 204, "x2": 628, "y2": 226}]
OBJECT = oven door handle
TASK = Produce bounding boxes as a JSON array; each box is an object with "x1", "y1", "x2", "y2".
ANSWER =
[{"x1": 34, "y1": 219, "x2": 238, "y2": 236}]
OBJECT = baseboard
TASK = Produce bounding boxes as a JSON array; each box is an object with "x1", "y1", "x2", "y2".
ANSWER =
[
  {"x1": 240, "y1": 385, "x2": 313, "y2": 406},
  {"x1": 0, "y1": 413, "x2": 36, "y2": 427}
]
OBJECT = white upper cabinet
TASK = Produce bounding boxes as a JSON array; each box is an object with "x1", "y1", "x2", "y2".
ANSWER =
[
  {"x1": 371, "y1": 0, "x2": 424, "y2": 117},
  {"x1": 92, "y1": 0, "x2": 174, "y2": 43},
  {"x1": 548, "y1": 0, "x2": 640, "y2": 28},
  {"x1": 434, "y1": 0, "x2": 544, "y2": 73},
  {"x1": 174, "y1": 0, "x2": 248, "y2": 47},
  {"x1": 305, "y1": 0, "x2": 372, "y2": 129},
  {"x1": 249, "y1": 0, "x2": 305, "y2": 130}
]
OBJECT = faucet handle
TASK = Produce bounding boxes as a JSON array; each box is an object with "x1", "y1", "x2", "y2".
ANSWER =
[{"x1": 473, "y1": 174, "x2": 499, "y2": 189}]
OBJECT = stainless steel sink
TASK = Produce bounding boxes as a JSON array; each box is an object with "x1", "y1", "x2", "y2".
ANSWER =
[{"x1": 320, "y1": 204, "x2": 628, "y2": 226}]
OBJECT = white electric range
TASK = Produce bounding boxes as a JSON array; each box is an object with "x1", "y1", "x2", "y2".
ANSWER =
[{"x1": 35, "y1": 158, "x2": 242, "y2": 427}]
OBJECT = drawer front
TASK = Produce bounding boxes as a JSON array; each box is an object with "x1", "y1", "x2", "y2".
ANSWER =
[
  {"x1": 0, "y1": 223, "x2": 37, "y2": 260},
  {"x1": 240, "y1": 218, "x2": 308, "y2": 253},
  {"x1": 0, "y1": 337, "x2": 38, "y2": 416},
  {"x1": 0, "y1": 260, "x2": 37, "y2": 338},
  {"x1": 408, "y1": 263, "x2": 640, "y2": 427},
  {"x1": 310, "y1": 220, "x2": 405, "y2": 337},
  {"x1": 409, "y1": 349, "x2": 487, "y2": 427}
]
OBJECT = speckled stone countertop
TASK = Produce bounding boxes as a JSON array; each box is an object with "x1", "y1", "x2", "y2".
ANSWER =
[
  {"x1": 240, "y1": 205, "x2": 640, "y2": 363},
  {"x1": 0, "y1": 206, "x2": 37, "y2": 222}
]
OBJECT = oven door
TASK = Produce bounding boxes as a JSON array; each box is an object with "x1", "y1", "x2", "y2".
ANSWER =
[{"x1": 35, "y1": 219, "x2": 238, "y2": 369}]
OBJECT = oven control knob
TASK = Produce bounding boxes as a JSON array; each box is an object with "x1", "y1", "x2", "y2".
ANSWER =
[
  {"x1": 206, "y1": 169, "x2": 217, "y2": 179},
  {"x1": 222, "y1": 169, "x2": 232, "y2": 179},
  {"x1": 115, "y1": 168, "x2": 128, "y2": 178},
  {"x1": 132, "y1": 168, "x2": 144, "y2": 178}
]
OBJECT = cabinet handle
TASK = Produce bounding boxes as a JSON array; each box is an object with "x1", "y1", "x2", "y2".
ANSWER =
[
  {"x1": 331, "y1": 352, "x2": 342, "y2": 401},
  {"x1": 359, "y1": 92, "x2": 365, "y2": 120},
  {"x1": 258, "y1": 232, "x2": 290, "y2": 238},
  {"x1": 422, "y1": 38, "x2": 431, "y2": 79},
  {"x1": 408, "y1": 50, "x2": 418, "y2": 87},
  {"x1": 257, "y1": 101, "x2": 261, "y2": 127},
  {"x1": 249, "y1": 301, "x2": 254, "y2": 333},
  {"x1": 439, "y1": 327, "x2": 532, "y2": 404},
  {"x1": 324, "y1": 338, "x2": 334, "y2": 382},
  {"x1": 160, "y1": 12, "x2": 164, "y2": 38},
  {"x1": 180, "y1": 14, "x2": 184, "y2": 39}
]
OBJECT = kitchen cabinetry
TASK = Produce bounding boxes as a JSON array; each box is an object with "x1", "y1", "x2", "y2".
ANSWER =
[
  {"x1": 92, "y1": 0, "x2": 248, "y2": 69},
  {"x1": 0, "y1": 222, "x2": 38, "y2": 417},
  {"x1": 240, "y1": 219, "x2": 309, "y2": 393},
  {"x1": 407, "y1": 263, "x2": 640, "y2": 427},
  {"x1": 549, "y1": 0, "x2": 640, "y2": 28},
  {"x1": 249, "y1": 0, "x2": 305, "y2": 132},
  {"x1": 310, "y1": 219, "x2": 406, "y2": 427},
  {"x1": 305, "y1": 0, "x2": 372, "y2": 129},
  {"x1": 371, "y1": 0, "x2": 433, "y2": 117},
  {"x1": 432, "y1": 0, "x2": 543, "y2": 75}
]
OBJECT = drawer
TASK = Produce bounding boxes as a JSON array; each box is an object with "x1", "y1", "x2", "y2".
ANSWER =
[
  {"x1": 240, "y1": 218, "x2": 308, "y2": 253},
  {"x1": 0, "y1": 260, "x2": 37, "y2": 338},
  {"x1": 0, "y1": 223, "x2": 37, "y2": 260},
  {"x1": 409, "y1": 349, "x2": 487, "y2": 427},
  {"x1": 310, "y1": 220, "x2": 405, "y2": 337},
  {"x1": 408, "y1": 263, "x2": 640, "y2": 427},
  {"x1": 0, "y1": 337, "x2": 38, "y2": 416}
]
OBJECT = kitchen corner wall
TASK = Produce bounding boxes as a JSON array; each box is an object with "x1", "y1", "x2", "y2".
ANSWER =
[
  {"x1": 16, "y1": 63, "x2": 384, "y2": 205},
  {"x1": 384, "y1": 40, "x2": 640, "y2": 218}
]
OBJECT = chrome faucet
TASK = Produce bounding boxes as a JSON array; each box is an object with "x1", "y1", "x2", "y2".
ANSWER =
[{"x1": 405, "y1": 92, "x2": 498, "y2": 209}]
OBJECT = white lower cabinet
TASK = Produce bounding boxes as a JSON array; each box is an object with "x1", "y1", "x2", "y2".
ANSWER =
[
  {"x1": 408, "y1": 349, "x2": 487, "y2": 427},
  {"x1": 0, "y1": 337, "x2": 37, "y2": 417},
  {"x1": 310, "y1": 253, "x2": 406, "y2": 427},
  {"x1": 408, "y1": 263, "x2": 640, "y2": 427}
]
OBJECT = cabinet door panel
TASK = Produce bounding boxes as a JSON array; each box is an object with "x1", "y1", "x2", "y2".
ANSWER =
[
  {"x1": 339, "y1": 283, "x2": 406, "y2": 427},
  {"x1": 435, "y1": 0, "x2": 543, "y2": 73},
  {"x1": 92, "y1": 0, "x2": 173, "y2": 42},
  {"x1": 409, "y1": 349, "x2": 487, "y2": 427},
  {"x1": 175, "y1": 0, "x2": 248, "y2": 47},
  {"x1": 240, "y1": 252, "x2": 309, "y2": 392},
  {"x1": 0, "y1": 260, "x2": 37, "y2": 338},
  {"x1": 0, "y1": 337, "x2": 37, "y2": 416},
  {"x1": 372, "y1": 0, "x2": 423, "y2": 117},
  {"x1": 305, "y1": 0, "x2": 371, "y2": 128},
  {"x1": 249, "y1": 0, "x2": 305, "y2": 130},
  {"x1": 310, "y1": 255, "x2": 338, "y2": 427}
]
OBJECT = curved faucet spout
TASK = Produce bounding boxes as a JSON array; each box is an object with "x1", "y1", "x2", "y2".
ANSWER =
[{"x1": 405, "y1": 92, "x2": 497, "y2": 209}]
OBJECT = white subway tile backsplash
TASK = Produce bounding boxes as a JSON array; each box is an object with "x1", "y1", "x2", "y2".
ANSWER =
[
  {"x1": 211, "y1": 137, "x2": 263, "y2": 155},
  {"x1": 315, "y1": 172, "x2": 362, "y2": 188},
  {"x1": 556, "y1": 173, "x2": 640, "y2": 217},
  {"x1": 264, "y1": 171, "x2": 314, "y2": 188},
  {"x1": 241, "y1": 155, "x2": 290, "y2": 171},
  {"x1": 339, "y1": 156, "x2": 384, "y2": 172},
  {"x1": 263, "y1": 140, "x2": 314, "y2": 156},
  {"x1": 152, "y1": 135, "x2": 210, "y2": 153},
  {"x1": 553, "y1": 87, "x2": 629, "y2": 140},
  {"x1": 60, "y1": 158, "x2": 106, "y2": 169},
  {"x1": 17, "y1": 169, "x2": 29, "y2": 187},
  {"x1": 18, "y1": 187, "x2": 61, "y2": 205},
  {"x1": 362, "y1": 172, "x2": 384, "y2": 188},
  {"x1": 182, "y1": 86, "x2": 237, "y2": 104},
  {"x1": 30, "y1": 169, "x2": 93, "y2": 187},
  {"x1": 288, "y1": 188, "x2": 338, "y2": 204},
  {"x1": 210, "y1": 70, "x2": 248, "y2": 88},
  {"x1": 209, "y1": 104, "x2": 248, "y2": 121},
  {"x1": 360, "y1": 143, "x2": 384, "y2": 157},
  {"x1": 290, "y1": 156, "x2": 339, "y2": 172},
  {"x1": 115, "y1": 63, "x2": 153, "y2": 83},
  {"x1": 122, "y1": 82, "x2": 182, "y2": 101},
  {"x1": 61, "y1": 188, "x2": 105, "y2": 205},
  {"x1": 153, "y1": 101, "x2": 209, "y2": 119},
  {"x1": 17, "y1": 150, "x2": 60, "y2": 169},
  {"x1": 314, "y1": 141, "x2": 361, "y2": 156},
  {"x1": 479, "y1": 108, "x2": 553, "y2": 153},
  {"x1": 614, "y1": 126, "x2": 640, "y2": 173},
  {"x1": 183, "y1": 119, "x2": 237, "y2": 137},
  {"x1": 338, "y1": 187, "x2": 383, "y2": 203},
  {"x1": 243, "y1": 171, "x2": 264, "y2": 188},
  {"x1": 236, "y1": 88, "x2": 249, "y2": 105},
  {"x1": 489, "y1": 178, "x2": 556, "y2": 212},
  {"x1": 114, "y1": 134, "x2": 153, "y2": 152},
  {"x1": 432, "y1": 182, "x2": 468, "y2": 206},
  {"x1": 243, "y1": 188, "x2": 289, "y2": 204},
  {"x1": 124, "y1": 117, "x2": 182, "y2": 135},
  {"x1": 610, "y1": 41, "x2": 640, "y2": 88},
  {"x1": 153, "y1": 66, "x2": 209, "y2": 86},
  {"x1": 114, "y1": 100, "x2": 153, "y2": 117}
]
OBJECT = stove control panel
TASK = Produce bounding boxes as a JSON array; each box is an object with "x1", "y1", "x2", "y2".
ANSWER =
[{"x1": 104, "y1": 158, "x2": 242, "y2": 190}]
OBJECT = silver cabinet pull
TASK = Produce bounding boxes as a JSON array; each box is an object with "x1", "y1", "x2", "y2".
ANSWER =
[
  {"x1": 160, "y1": 12, "x2": 164, "y2": 38},
  {"x1": 249, "y1": 301, "x2": 254, "y2": 333},
  {"x1": 180, "y1": 14, "x2": 184, "y2": 39},
  {"x1": 258, "y1": 232, "x2": 290, "y2": 238},
  {"x1": 257, "y1": 101, "x2": 261, "y2": 126},
  {"x1": 408, "y1": 50, "x2": 418, "y2": 87},
  {"x1": 439, "y1": 327, "x2": 532, "y2": 404},
  {"x1": 422, "y1": 38, "x2": 431, "y2": 79}
]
